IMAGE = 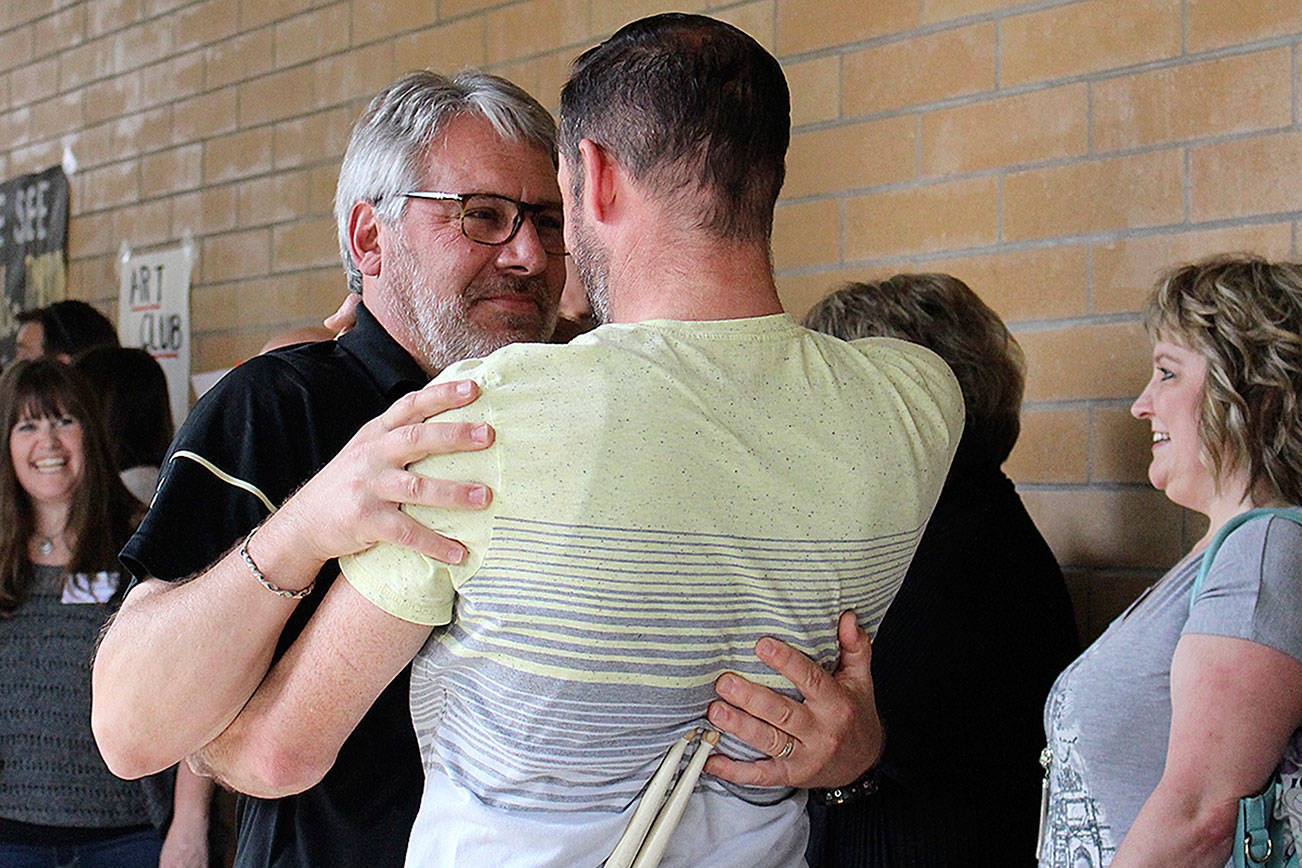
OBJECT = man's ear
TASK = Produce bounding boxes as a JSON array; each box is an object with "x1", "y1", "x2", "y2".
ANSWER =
[
  {"x1": 577, "y1": 138, "x2": 619, "y2": 225},
  {"x1": 347, "y1": 201, "x2": 383, "y2": 278}
]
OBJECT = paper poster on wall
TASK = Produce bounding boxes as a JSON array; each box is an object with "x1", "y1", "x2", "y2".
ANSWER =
[
  {"x1": 0, "y1": 165, "x2": 70, "y2": 366},
  {"x1": 117, "y1": 245, "x2": 193, "y2": 430}
]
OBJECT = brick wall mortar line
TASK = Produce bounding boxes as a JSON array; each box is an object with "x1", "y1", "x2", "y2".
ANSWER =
[
  {"x1": 106, "y1": 0, "x2": 218, "y2": 76},
  {"x1": 836, "y1": 197, "x2": 845, "y2": 265},
  {"x1": 1018, "y1": 481, "x2": 1154, "y2": 493},
  {"x1": 772, "y1": 0, "x2": 1083, "y2": 66},
  {"x1": 1005, "y1": 312, "x2": 1141, "y2": 333},
  {"x1": 190, "y1": 265, "x2": 337, "y2": 293},
  {"x1": 913, "y1": 113, "x2": 923, "y2": 179},
  {"x1": 29, "y1": 7, "x2": 88, "y2": 65},
  {"x1": 344, "y1": 19, "x2": 474, "y2": 55},
  {"x1": 834, "y1": 51, "x2": 844, "y2": 121},
  {"x1": 1024, "y1": 398, "x2": 1135, "y2": 411},
  {"x1": 783, "y1": 125, "x2": 1298, "y2": 208},
  {"x1": 93, "y1": 6, "x2": 338, "y2": 93},
  {"x1": 1086, "y1": 404, "x2": 1096, "y2": 482},
  {"x1": 480, "y1": 40, "x2": 596, "y2": 76},
  {"x1": 1084, "y1": 239, "x2": 1094, "y2": 314},
  {"x1": 436, "y1": 0, "x2": 527, "y2": 27},
  {"x1": 773, "y1": 211, "x2": 1302, "y2": 280},
  {"x1": 1179, "y1": 0, "x2": 1188, "y2": 56},
  {"x1": 995, "y1": 173, "x2": 1003, "y2": 245},
  {"x1": 59, "y1": 23, "x2": 265, "y2": 99},
  {"x1": 1293, "y1": 42, "x2": 1299, "y2": 127},
  {"x1": 1182, "y1": 146, "x2": 1192, "y2": 225},
  {"x1": 792, "y1": 34, "x2": 1302, "y2": 133},
  {"x1": 1085, "y1": 79, "x2": 1094, "y2": 155},
  {"x1": 993, "y1": 15, "x2": 1001, "y2": 89},
  {"x1": 236, "y1": 0, "x2": 336, "y2": 32}
]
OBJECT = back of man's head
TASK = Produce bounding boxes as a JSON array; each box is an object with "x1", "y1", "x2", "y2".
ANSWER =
[
  {"x1": 559, "y1": 13, "x2": 790, "y2": 242},
  {"x1": 334, "y1": 70, "x2": 559, "y2": 293},
  {"x1": 71, "y1": 344, "x2": 174, "y2": 471},
  {"x1": 27, "y1": 300, "x2": 120, "y2": 359}
]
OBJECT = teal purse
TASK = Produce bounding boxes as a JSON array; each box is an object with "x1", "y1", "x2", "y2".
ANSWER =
[{"x1": 1191, "y1": 508, "x2": 1302, "y2": 868}]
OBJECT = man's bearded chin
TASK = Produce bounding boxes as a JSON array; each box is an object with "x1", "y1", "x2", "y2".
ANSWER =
[
  {"x1": 568, "y1": 212, "x2": 612, "y2": 326},
  {"x1": 464, "y1": 274, "x2": 560, "y2": 340},
  {"x1": 387, "y1": 239, "x2": 559, "y2": 373}
]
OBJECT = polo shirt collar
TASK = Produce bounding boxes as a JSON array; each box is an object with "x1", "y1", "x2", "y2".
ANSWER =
[{"x1": 337, "y1": 299, "x2": 429, "y2": 400}]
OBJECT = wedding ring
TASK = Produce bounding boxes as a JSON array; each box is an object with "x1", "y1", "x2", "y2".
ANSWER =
[{"x1": 775, "y1": 735, "x2": 795, "y2": 759}]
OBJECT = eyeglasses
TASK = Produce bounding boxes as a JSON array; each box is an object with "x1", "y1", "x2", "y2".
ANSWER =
[{"x1": 402, "y1": 191, "x2": 567, "y2": 256}]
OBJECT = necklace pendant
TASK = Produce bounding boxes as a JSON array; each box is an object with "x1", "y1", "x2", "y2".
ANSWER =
[{"x1": 37, "y1": 537, "x2": 54, "y2": 556}]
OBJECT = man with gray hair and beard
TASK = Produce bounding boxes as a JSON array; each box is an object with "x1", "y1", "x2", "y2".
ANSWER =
[
  {"x1": 200, "y1": 14, "x2": 964, "y2": 867},
  {"x1": 91, "y1": 70, "x2": 568, "y2": 867}
]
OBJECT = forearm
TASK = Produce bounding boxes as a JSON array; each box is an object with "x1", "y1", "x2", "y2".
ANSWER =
[
  {"x1": 1113, "y1": 635, "x2": 1302, "y2": 868},
  {"x1": 187, "y1": 716, "x2": 314, "y2": 800},
  {"x1": 173, "y1": 761, "x2": 214, "y2": 827},
  {"x1": 188, "y1": 578, "x2": 432, "y2": 799},
  {"x1": 92, "y1": 509, "x2": 328, "y2": 778},
  {"x1": 1111, "y1": 779, "x2": 1237, "y2": 868},
  {"x1": 185, "y1": 672, "x2": 340, "y2": 799},
  {"x1": 94, "y1": 379, "x2": 490, "y2": 780},
  {"x1": 160, "y1": 763, "x2": 213, "y2": 868}
]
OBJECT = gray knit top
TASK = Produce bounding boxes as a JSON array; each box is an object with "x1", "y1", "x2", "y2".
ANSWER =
[{"x1": 0, "y1": 563, "x2": 154, "y2": 828}]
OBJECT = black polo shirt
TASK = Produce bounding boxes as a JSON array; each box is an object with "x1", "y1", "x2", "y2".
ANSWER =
[{"x1": 122, "y1": 302, "x2": 427, "y2": 868}]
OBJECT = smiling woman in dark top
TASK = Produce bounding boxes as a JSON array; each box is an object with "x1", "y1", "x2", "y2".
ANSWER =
[
  {"x1": 803, "y1": 273, "x2": 1080, "y2": 868},
  {"x1": 0, "y1": 359, "x2": 165, "y2": 864}
]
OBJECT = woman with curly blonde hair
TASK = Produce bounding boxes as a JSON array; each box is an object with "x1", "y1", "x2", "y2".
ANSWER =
[{"x1": 1040, "y1": 255, "x2": 1302, "y2": 867}]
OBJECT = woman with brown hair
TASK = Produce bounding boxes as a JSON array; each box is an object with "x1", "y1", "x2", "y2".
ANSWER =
[{"x1": 0, "y1": 359, "x2": 206, "y2": 866}]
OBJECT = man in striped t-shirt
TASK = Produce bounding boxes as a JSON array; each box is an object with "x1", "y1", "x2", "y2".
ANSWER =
[{"x1": 214, "y1": 14, "x2": 963, "y2": 867}]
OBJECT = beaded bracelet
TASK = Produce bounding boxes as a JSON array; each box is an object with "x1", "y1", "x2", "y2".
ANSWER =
[
  {"x1": 812, "y1": 765, "x2": 882, "y2": 806},
  {"x1": 240, "y1": 528, "x2": 314, "y2": 600}
]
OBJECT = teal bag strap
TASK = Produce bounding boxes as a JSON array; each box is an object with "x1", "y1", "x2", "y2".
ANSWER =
[
  {"x1": 1239, "y1": 784, "x2": 1276, "y2": 865},
  {"x1": 1190, "y1": 507, "x2": 1302, "y2": 614}
]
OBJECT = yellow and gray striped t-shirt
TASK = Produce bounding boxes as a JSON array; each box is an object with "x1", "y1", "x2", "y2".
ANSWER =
[{"x1": 340, "y1": 314, "x2": 963, "y2": 864}]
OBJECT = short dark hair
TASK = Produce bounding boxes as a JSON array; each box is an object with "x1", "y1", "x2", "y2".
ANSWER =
[
  {"x1": 804, "y1": 274, "x2": 1025, "y2": 465},
  {"x1": 19, "y1": 300, "x2": 119, "y2": 358},
  {"x1": 559, "y1": 13, "x2": 790, "y2": 241},
  {"x1": 72, "y1": 346, "x2": 174, "y2": 471}
]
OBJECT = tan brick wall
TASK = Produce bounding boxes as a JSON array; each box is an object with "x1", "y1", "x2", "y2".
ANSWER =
[{"x1": 8, "y1": 0, "x2": 1300, "y2": 638}]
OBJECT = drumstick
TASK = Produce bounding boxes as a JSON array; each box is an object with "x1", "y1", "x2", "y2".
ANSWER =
[
  {"x1": 605, "y1": 729, "x2": 697, "y2": 868},
  {"x1": 630, "y1": 729, "x2": 719, "y2": 868}
]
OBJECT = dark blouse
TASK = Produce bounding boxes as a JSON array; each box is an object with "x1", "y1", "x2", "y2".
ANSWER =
[
  {"x1": 807, "y1": 446, "x2": 1080, "y2": 867},
  {"x1": 0, "y1": 564, "x2": 156, "y2": 839}
]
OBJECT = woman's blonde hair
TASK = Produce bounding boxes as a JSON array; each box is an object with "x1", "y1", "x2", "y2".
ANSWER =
[{"x1": 1144, "y1": 255, "x2": 1302, "y2": 505}]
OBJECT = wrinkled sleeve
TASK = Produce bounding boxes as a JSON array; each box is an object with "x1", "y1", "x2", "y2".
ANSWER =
[
  {"x1": 1184, "y1": 514, "x2": 1302, "y2": 666},
  {"x1": 340, "y1": 360, "x2": 502, "y2": 625}
]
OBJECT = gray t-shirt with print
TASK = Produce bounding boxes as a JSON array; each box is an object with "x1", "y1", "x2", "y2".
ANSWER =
[{"x1": 1040, "y1": 511, "x2": 1302, "y2": 868}]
